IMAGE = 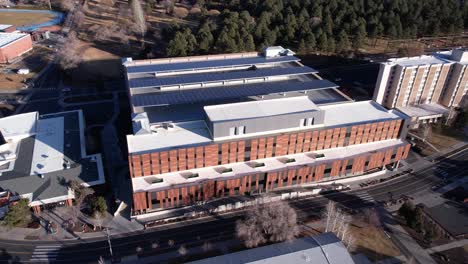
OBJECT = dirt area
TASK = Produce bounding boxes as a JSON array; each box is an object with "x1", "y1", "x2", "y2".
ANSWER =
[
  {"x1": 0, "y1": 73, "x2": 31, "y2": 90},
  {"x1": 427, "y1": 132, "x2": 462, "y2": 150},
  {"x1": 77, "y1": 44, "x2": 121, "y2": 80},
  {"x1": 361, "y1": 36, "x2": 468, "y2": 56},
  {"x1": 348, "y1": 221, "x2": 401, "y2": 262},
  {"x1": 432, "y1": 245, "x2": 468, "y2": 264},
  {"x1": 411, "y1": 124, "x2": 465, "y2": 156},
  {"x1": 0, "y1": 11, "x2": 54, "y2": 27},
  {"x1": 0, "y1": 45, "x2": 52, "y2": 90}
]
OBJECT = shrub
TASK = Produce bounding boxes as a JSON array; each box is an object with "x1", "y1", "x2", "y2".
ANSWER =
[
  {"x1": 3, "y1": 198, "x2": 31, "y2": 228},
  {"x1": 91, "y1": 196, "x2": 107, "y2": 217}
]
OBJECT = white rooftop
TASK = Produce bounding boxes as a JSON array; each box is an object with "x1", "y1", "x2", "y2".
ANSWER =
[
  {"x1": 0, "y1": 24, "x2": 12, "y2": 31},
  {"x1": 397, "y1": 103, "x2": 449, "y2": 119},
  {"x1": 189, "y1": 232, "x2": 355, "y2": 264},
  {"x1": 0, "y1": 112, "x2": 37, "y2": 139},
  {"x1": 205, "y1": 96, "x2": 319, "y2": 122},
  {"x1": 30, "y1": 116, "x2": 64, "y2": 175},
  {"x1": 0, "y1": 32, "x2": 28, "y2": 48},
  {"x1": 126, "y1": 120, "x2": 212, "y2": 154},
  {"x1": 127, "y1": 100, "x2": 407, "y2": 154},
  {"x1": 320, "y1": 100, "x2": 406, "y2": 126},
  {"x1": 387, "y1": 55, "x2": 449, "y2": 67}
]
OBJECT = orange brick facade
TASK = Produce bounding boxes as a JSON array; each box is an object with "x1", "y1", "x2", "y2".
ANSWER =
[
  {"x1": 132, "y1": 143, "x2": 411, "y2": 213},
  {"x1": 0, "y1": 35, "x2": 33, "y2": 63},
  {"x1": 130, "y1": 119, "x2": 408, "y2": 214},
  {"x1": 129, "y1": 119, "x2": 403, "y2": 178}
]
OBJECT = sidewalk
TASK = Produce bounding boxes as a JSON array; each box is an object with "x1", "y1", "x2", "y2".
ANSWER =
[
  {"x1": 377, "y1": 207, "x2": 437, "y2": 264},
  {"x1": 426, "y1": 239, "x2": 468, "y2": 254},
  {"x1": 1, "y1": 142, "x2": 466, "y2": 242}
]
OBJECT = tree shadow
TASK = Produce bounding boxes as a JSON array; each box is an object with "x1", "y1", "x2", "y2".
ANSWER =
[
  {"x1": 353, "y1": 245, "x2": 402, "y2": 263},
  {"x1": 0, "y1": 248, "x2": 21, "y2": 264}
]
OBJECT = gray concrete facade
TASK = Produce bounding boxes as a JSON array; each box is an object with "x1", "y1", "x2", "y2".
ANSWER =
[{"x1": 206, "y1": 109, "x2": 324, "y2": 138}]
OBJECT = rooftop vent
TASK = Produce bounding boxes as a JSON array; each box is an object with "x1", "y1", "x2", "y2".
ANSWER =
[{"x1": 150, "y1": 122, "x2": 175, "y2": 133}]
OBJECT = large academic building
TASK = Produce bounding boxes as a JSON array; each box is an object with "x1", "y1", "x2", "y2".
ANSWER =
[
  {"x1": 373, "y1": 48, "x2": 468, "y2": 125},
  {"x1": 123, "y1": 47, "x2": 411, "y2": 216}
]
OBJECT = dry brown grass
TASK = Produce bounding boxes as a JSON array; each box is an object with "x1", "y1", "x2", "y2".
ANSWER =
[
  {"x1": 0, "y1": 12, "x2": 54, "y2": 26},
  {"x1": 348, "y1": 223, "x2": 401, "y2": 261},
  {"x1": 189, "y1": 7, "x2": 201, "y2": 15},
  {"x1": 0, "y1": 74, "x2": 31, "y2": 90},
  {"x1": 173, "y1": 7, "x2": 189, "y2": 18},
  {"x1": 207, "y1": 9, "x2": 221, "y2": 16},
  {"x1": 77, "y1": 44, "x2": 120, "y2": 79},
  {"x1": 428, "y1": 132, "x2": 461, "y2": 149}
]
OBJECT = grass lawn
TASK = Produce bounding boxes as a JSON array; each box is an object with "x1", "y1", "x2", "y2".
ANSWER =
[
  {"x1": 0, "y1": 12, "x2": 54, "y2": 26},
  {"x1": 349, "y1": 222, "x2": 401, "y2": 262}
]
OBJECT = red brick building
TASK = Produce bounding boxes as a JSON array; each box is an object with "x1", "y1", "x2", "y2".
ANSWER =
[
  {"x1": 0, "y1": 32, "x2": 33, "y2": 64},
  {"x1": 123, "y1": 47, "x2": 412, "y2": 216}
]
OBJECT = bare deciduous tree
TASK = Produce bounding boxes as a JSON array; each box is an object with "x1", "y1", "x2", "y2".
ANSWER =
[
  {"x1": 322, "y1": 200, "x2": 355, "y2": 246},
  {"x1": 365, "y1": 208, "x2": 383, "y2": 229},
  {"x1": 130, "y1": 0, "x2": 147, "y2": 41},
  {"x1": 73, "y1": 8, "x2": 86, "y2": 29},
  {"x1": 94, "y1": 212, "x2": 104, "y2": 231},
  {"x1": 236, "y1": 201, "x2": 299, "y2": 248},
  {"x1": 57, "y1": 32, "x2": 82, "y2": 71},
  {"x1": 60, "y1": 0, "x2": 75, "y2": 11},
  {"x1": 323, "y1": 201, "x2": 337, "y2": 232}
]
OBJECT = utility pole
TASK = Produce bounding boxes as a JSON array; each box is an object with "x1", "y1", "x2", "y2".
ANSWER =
[{"x1": 106, "y1": 227, "x2": 114, "y2": 259}]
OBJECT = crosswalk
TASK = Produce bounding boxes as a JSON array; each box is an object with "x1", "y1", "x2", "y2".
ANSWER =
[
  {"x1": 30, "y1": 245, "x2": 61, "y2": 262},
  {"x1": 353, "y1": 191, "x2": 375, "y2": 207}
]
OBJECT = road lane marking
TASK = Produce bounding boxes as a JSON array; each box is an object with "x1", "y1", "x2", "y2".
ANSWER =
[{"x1": 30, "y1": 245, "x2": 61, "y2": 262}]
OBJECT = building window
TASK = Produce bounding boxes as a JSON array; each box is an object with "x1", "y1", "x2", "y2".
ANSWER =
[
  {"x1": 229, "y1": 127, "x2": 236, "y2": 136},
  {"x1": 229, "y1": 126, "x2": 246, "y2": 136},
  {"x1": 300, "y1": 118, "x2": 306, "y2": 127},
  {"x1": 300, "y1": 118, "x2": 314, "y2": 127}
]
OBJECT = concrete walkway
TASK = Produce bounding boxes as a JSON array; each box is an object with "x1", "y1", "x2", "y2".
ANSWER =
[
  {"x1": 377, "y1": 207, "x2": 437, "y2": 264},
  {"x1": 426, "y1": 239, "x2": 468, "y2": 254}
]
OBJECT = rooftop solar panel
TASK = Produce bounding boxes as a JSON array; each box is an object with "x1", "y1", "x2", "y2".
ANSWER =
[
  {"x1": 126, "y1": 56, "x2": 300, "y2": 74},
  {"x1": 128, "y1": 66, "x2": 318, "y2": 89},
  {"x1": 131, "y1": 79, "x2": 337, "y2": 107}
]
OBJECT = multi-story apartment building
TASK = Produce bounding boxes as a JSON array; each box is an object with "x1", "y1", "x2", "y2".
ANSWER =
[
  {"x1": 373, "y1": 48, "x2": 468, "y2": 126},
  {"x1": 123, "y1": 47, "x2": 411, "y2": 216}
]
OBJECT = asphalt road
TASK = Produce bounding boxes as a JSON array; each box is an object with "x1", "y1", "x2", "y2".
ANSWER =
[{"x1": 0, "y1": 147, "x2": 466, "y2": 263}]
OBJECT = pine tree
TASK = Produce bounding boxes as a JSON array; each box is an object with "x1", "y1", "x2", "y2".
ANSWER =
[
  {"x1": 166, "y1": 31, "x2": 188, "y2": 57},
  {"x1": 327, "y1": 36, "x2": 336, "y2": 53},
  {"x1": 298, "y1": 39, "x2": 307, "y2": 54},
  {"x1": 336, "y1": 30, "x2": 350, "y2": 53},
  {"x1": 197, "y1": 22, "x2": 214, "y2": 54},
  {"x1": 318, "y1": 33, "x2": 328, "y2": 52},
  {"x1": 244, "y1": 34, "x2": 256, "y2": 51},
  {"x1": 3, "y1": 198, "x2": 31, "y2": 228},
  {"x1": 305, "y1": 33, "x2": 316, "y2": 51},
  {"x1": 184, "y1": 28, "x2": 198, "y2": 55}
]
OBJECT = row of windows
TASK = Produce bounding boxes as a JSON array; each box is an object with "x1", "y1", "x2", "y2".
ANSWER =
[{"x1": 228, "y1": 117, "x2": 316, "y2": 137}]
